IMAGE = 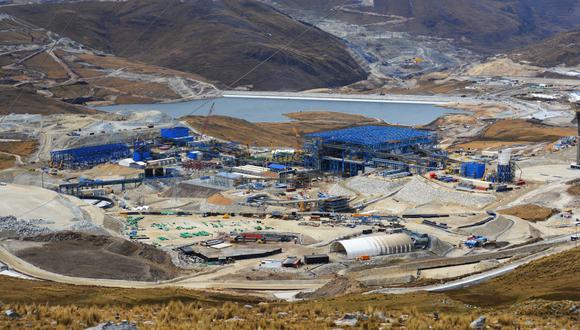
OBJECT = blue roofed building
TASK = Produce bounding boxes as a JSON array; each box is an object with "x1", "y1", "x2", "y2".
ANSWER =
[{"x1": 303, "y1": 125, "x2": 441, "y2": 176}]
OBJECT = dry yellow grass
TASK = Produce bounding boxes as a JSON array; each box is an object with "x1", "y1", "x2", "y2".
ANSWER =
[
  {"x1": 456, "y1": 119, "x2": 577, "y2": 150},
  {"x1": 0, "y1": 248, "x2": 577, "y2": 329},
  {"x1": 22, "y1": 53, "x2": 69, "y2": 80},
  {"x1": 183, "y1": 111, "x2": 380, "y2": 147}
]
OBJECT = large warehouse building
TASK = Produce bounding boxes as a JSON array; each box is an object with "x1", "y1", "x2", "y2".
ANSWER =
[
  {"x1": 330, "y1": 233, "x2": 414, "y2": 259},
  {"x1": 303, "y1": 125, "x2": 442, "y2": 176}
]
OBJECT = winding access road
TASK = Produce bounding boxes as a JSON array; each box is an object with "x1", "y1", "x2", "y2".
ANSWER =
[{"x1": 368, "y1": 237, "x2": 574, "y2": 295}]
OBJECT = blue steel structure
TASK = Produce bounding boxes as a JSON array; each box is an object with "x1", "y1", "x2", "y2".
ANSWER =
[
  {"x1": 460, "y1": 162, "x2": 486, "y2": 179},
  {"x1": 496, "y1": 164, "x2": 514, "y2": 183},
  {"x1": 161, "y1": 127, "x2": 194, "y2": 146},
  {"x1": 160, "y1": 127, "x2": 190, "y2": 139},
  {"x1": 133, "y1": 141, "x2": 152, "y2": 162},
  {"x1": 51, "y1": 143, "x2": 131, "y2": 169},
  {"x1": 304, "y1": 126, "x2": 439, "y2": 177}
]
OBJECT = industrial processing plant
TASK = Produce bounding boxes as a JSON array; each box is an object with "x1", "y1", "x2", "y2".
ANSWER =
[
  {"x1": 0, "y1": 2, "x2": 579, "y2": 327},
  {"x1": 304, "y1": 125, "x2": 442, "y2": 176}
]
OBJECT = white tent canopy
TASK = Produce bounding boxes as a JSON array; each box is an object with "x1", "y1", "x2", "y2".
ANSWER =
[{"x1": 330, "y1": 233, "x2": 414, "y2": 259}]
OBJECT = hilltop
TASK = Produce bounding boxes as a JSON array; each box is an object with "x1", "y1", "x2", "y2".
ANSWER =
[
  {"x1": 512, "y1": 27, "x2": 580, "y2": 67},
  {"x1": 269, "y1": 0, "x2": 580, "y2": 52},
  {"x1": 3, "y1": 0, "x2": 367, "y2": 91}
]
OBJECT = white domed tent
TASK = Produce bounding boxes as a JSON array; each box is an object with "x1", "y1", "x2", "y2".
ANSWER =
[{"x1": 330, "y1": 233, "x2": 414, "y2": 259}]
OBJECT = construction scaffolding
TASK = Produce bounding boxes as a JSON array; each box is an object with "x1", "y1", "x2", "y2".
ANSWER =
[{"x1": 50, "y1": 143, "x2": 131, "y2": 169}]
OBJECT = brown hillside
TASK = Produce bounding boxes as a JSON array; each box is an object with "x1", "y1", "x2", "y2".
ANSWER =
[
  {"x1": 0, "y1": 87, "x2": 97, "y2": 116},
  {"x1": 449, "y1": 247, "x2": 580, "y2": 306},
  {"x1": 456, "y1": 119, "x2": 577, "y2": 150},
  {"x1": 513, "y1": 27, "x2": 580, "y2": 67},
  {"x1": 5, "y1": 0, "x2": 367, "y2": 91},
  {"x1": 183, "y1": 111, "x2": 380, "y2": 147}
]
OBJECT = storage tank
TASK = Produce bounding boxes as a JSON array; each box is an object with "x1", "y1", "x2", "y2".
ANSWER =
[
  {"x1": 161, "y1": 127, "x2": 190, "y2": 139},
  {"x1": 461, "y1": 162, "x2": 486, "y2": 179}
]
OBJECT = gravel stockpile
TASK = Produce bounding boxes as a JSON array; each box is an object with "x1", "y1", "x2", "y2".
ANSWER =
[
  {"x1": 0, "y1": 216, "x2": 53, "y2": 238},
  {"x1": 396, "y1": 178, "x2": 495, "y2": 207},
  {"x1": 347, "y1": 177, "x2": 403, "y2": 196},
  {"x1": 0, "y1": 216, "x2": 107, "y2": 238},
  {"x1": 67, "y1": 220, "x2": 109, "y2": 236}
]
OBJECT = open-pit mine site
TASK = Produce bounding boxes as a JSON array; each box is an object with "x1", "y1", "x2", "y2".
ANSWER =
[{"x1": 0, "y1": 0, "x2": 579, "y2": 329}]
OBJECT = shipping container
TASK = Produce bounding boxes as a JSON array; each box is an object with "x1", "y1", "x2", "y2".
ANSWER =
[{"x1": 303, "y1": 254, "x2": 330, "y2": 265}]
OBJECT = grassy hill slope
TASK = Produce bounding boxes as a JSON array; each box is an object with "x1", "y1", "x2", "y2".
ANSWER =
[
  {"x1": 513, "y1": 27, "x2": 580, "y2": 67},
  {"x1": 4, "y1": 0, "x2": 367, "y2": 91},
  {"x1": 449, "y1": 247, "x2": 580, "y2": 305},
  {"x1": 0, "y1": 248, "x2": 577, "y2": 328}
]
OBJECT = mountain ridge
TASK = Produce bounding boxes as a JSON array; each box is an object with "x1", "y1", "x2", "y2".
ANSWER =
[{"x1": 3, "y1": 0, "x2": 367, "y2": 91}]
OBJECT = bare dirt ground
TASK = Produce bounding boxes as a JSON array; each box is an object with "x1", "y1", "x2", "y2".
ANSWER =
[
  {"x1": 498, "y1": 204, "x2": 559, "y2": 222},
  {"x1": 465, "y1": 58, "x2": 542, "y2": 77},
  {"x1": 0, "y1": 140, "x2": 37, "y2": 157},
  {"x1": 75, "y1": 164, "x2": 143, "y2": 180},
  {"x1": 568, "y1": 184, "x2": 580, "y2": 196},
  {"x1": 12, "y1": 232, "x2": 180, "y2": 281},
  {"x1": 0, "y1": 153, "x2": 15, "y2": 171}
]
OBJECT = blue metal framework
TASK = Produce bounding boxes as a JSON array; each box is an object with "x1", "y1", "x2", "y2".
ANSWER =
[
  {"x1": 306, "y1": 126, "x2": 436, "y2": 152},
  {"x1": 51, "y1": 143, "x2": 131, "y2": 169},
  {"x1": 304, "y1": 126, "x2": 439, "y2": 176},
  {"x1": 133, "y1": 141, "x2": 152, "y2": 162},
  {"x1": 161, "y1": 127, "x2": 190, "y2": 139},
  {"x1": 497, "y1": 164, "x2": 514, "y2": 183}
]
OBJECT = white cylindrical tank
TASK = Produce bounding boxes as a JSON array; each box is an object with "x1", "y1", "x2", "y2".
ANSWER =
[{"x1": 498, "y1": 149, "x2": 512, "y2": 165}]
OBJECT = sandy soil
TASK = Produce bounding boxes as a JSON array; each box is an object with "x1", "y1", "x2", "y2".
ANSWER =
[
  {"x1": 0, "y1": 154, "x2": 15, "y2": 171},
  {"x1": 76, "y1": 164, "x2": 143, "y2": 180},
  {"x1": 0, "y1": 140, "x2": 38, "y2": 157},
  {"x1": 465, "y1": 58, "x2": 541, "y2": 77},
  {"x1": 498, "y1": 204, "x2": 558, "y2": 222}
]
